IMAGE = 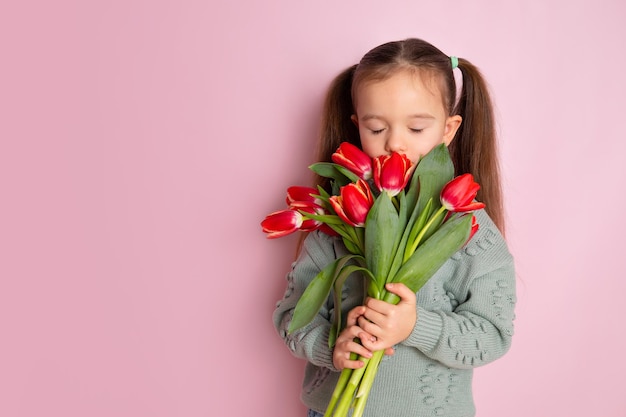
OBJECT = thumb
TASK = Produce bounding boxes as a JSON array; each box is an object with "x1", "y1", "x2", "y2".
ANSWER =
[{"x1": 385, "y1": 283, "x2": 416, "y2": 303}]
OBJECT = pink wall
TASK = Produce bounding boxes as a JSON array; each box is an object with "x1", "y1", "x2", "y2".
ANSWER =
[{"x1": 2, "y1": 1, "x2": 625, "y2": 416}]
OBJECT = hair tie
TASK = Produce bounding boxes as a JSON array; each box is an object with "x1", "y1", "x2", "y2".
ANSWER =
[{"x1": 450, "y1": 56, "x2": 459, "y2": 69}]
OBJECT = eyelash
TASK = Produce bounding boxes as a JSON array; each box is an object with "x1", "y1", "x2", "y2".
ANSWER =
[{"x1": 369, "y1": 128, "x2": 423, "y2": 135}]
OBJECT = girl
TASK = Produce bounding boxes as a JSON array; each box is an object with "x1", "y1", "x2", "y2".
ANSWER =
[{"x1": 273, "y1": 38, "x2": 516, "y2": 417}]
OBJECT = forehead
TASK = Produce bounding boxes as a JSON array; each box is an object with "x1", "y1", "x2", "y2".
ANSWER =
[{"x1": 354, "y1": 69, "x2": 446, "y2": 114}]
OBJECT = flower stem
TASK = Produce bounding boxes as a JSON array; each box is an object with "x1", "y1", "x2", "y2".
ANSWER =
[
  {"x1": 331, "y1": 356, "x2": 371, "y2": 416},
  {"x1": 324, "y1": 365, "x2": 353, "y2": 417},
  {"x1": 352, "y1": 350, "x2": 385, "y2": 417},
  {"x1": 356, "y1": 349, "x2": 384, "y2": 398},
  {"x1": 403, "y1": 206, "x2": 446, "y2": 262}
]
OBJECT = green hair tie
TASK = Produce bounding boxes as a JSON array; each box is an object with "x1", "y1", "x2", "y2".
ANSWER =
[{"x1": 450, "y1": 56, "x2": 459, "y2": 69}]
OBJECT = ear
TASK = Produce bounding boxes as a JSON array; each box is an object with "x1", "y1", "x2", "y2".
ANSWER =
[
  {"x1": 443, "y1": 115, "x2": 462, "y2": 146},
  {"x1": 350, "y1": 114, "x2": 359, "y2": 127}
]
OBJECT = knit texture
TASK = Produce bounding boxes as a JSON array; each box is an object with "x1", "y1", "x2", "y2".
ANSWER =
[{"x1": 273, "y1": 209, "x2": 516, "y2": 417}]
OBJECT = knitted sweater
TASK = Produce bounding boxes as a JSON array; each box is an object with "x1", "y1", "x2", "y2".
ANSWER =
[{"x1": 272, "y1": 209, "x2": 516, "y2": 417}]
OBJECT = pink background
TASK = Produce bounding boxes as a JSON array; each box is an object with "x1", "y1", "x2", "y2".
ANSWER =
[{"x1": 1, "y1": 1, "x2": 625, "y2": 416}]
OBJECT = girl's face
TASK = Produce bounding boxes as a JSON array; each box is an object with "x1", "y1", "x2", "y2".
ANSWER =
[{"x1": 352, "y1": 69, "x2": 462, "y2": 164}]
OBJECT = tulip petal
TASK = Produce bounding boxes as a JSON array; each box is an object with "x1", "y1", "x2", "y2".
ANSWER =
[
  {"x1": 332, "y1": 142, "x2": 373, "y2": 180},
  {"x1": 328, "y1": 180, "x2": 374, "y2": 228},
  {"x1": 261, "y1": 209, "x2": 302, "y2": 238},
  {"x1": 373, "y1": 152, "x2": 412, "y2": 196},
  {"x1": 440, "y1": 173, "x2": 483, "y2": 212},
  {"x1": 286, "y1": 186, "x2": 321, "y2": 206}
]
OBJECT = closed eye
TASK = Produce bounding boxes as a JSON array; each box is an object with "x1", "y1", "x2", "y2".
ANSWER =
[
  {"x1": 370, "y1": 128, "x2": 385, "y2": 135},
  {"x1": 410, "y1": 128, "x2": 423, "y2": 133}
]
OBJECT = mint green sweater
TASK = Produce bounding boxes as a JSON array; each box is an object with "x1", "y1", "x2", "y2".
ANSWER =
[{"x1": 272, "y1": 209, "x2": 516, "y2": 417}]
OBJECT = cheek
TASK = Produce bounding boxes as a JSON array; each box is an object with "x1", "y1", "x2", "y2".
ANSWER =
[
  {"x1": 359, "y1": 141, "x2": 380, "y2": 159},
  {"x1": 407, "y1": 133, "x2": 446, "y2": 162},
  {"x1": 358, "y1": 133, "x2": 382, "y2": 159}
]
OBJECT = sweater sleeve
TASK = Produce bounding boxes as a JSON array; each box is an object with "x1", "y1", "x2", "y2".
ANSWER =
[
  {"x1": 272, "y1": 231, "x2": 364, "y2": 371},
  {"x1": 401, "y1": 210, "x2": 516, "y2": 369}
]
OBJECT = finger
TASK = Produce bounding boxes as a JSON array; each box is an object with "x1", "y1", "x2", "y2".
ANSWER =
[
  {"x1": 385, "y1": 283, "x2": 416, "y2": 303},
  {"x1": 336, "y1": 326, "x2": 363, "y2": 347},
  {"x1": 358, "y1": 310, "x2": 385, "y2": 342},
  {"x1": 346, "y1": 339, "x2": 373, "y2": 359},
  {"x1": 345, "y1": 305, "x2": 366, "y2": 326},
  {"x1": 364, "y1": 298, "x2": 392, "y2": 315},
  {"x1": 360, "y1": 307, "x2": 386, "y2": 329},
  {"x1": 334, "y1": 339, "x2": 372, "y2": 369},
  {"x1": 337, "y1": 357, "x2": 366, "y2": 370}
]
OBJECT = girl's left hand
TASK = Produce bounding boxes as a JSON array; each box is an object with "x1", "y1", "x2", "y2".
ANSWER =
[{"x1": 357, "y1": 283, "x2": 417, "y2": 352}]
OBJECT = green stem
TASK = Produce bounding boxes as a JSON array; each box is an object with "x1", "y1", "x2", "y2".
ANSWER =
[
  {"x1": 354, "y1": 227, "x2": 365, "y2": 254},
  {"x1": 324, "y1": 365, "x2": 354, "y2": 417},
  {"x1": 326, "y1": 285, "x2": 401, "y2": 416},
  {"x1": 346, "y1": 226, "x2": 365, "y2": 255},
  {"x1": 403, "y1": 206, "x2": 446, "y2": 262},
  {"x1": 332, "y1": 356, "x2": 371, "y2": 416},
  {"x1": 352, "y1": 350, "x2": 385, "y2": 417},
  {"x1": 355, "y1": 349, "x2": 384, "y2": 398}
]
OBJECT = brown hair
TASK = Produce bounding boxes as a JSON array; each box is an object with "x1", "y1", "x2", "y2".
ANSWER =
[{"x1": 315, "y1": 38, "x2": 505, "y2": 233}]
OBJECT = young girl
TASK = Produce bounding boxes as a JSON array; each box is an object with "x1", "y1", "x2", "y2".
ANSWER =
[{"x1": 273, "y1": 38, "x2": 516, "y2": 417}]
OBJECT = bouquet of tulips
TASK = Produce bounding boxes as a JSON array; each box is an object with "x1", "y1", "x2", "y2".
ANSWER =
[{"x1": 261, "y1": 142, "x2": 484, "y2": 417}]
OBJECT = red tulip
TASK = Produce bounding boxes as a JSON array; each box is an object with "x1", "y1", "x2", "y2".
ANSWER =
[
  {"x1": 286, "y1": 186, "x2": 321, "y2": 207},
  {"x1": 290, "y1": 203, "x2": 324, "y2": 232},
  {"x1": 440, "y1": 174, "x2": 486, "y2": 212},
  {"x1": 373, "y1": 153, "x2": 412, "y2": 197},
  {"x1": 329, "y1": 179, "x2": 374, "y2": 227},
  {"x1": 332, "y1": 142, "x2": 373, "y2": 180},
  {"x1": 261, "y1": 205, "x2": 322, "y2": 238},
  {"x1": 261, "y1": 209, "x2": 303, "y2": 238}
]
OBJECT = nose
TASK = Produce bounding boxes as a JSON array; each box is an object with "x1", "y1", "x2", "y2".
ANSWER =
[{"x1": 384, "y1": 129, "x2": 408, "y2": 154}]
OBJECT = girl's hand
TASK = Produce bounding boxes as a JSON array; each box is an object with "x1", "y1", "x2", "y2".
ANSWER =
[
  {"x1": 332, "y1": 305, "x2": 372, "y2": 370},
  {"x1": 332, "y1": 306, "x2": 395, "y2": 369},
  {"x1": 357, "y1": 283, "x2": 417, "y2": 352}
]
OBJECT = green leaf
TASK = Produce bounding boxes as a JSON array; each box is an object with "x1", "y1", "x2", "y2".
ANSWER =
[
  {"x1": 329, "y1": 264, "x2": 375, "y2": 348},
  {"x1": 309, "y1": 162, "x2": 360, "y2": 184},
  {"x1": 364, "y1": 193, "x2": 400, "y2": 287},
  {"x1": 392, "y1": 214, "x2": 472, "y2": 292},
  {"x1": 288, "y1": 254, "x2": 363, "y2": 334},
  {"x1": 315, "y1": 185, "x2": 331, "y2": 201},
  {"x1": 342, "y1": 237, "x2": 362, "y2": 256},
  {"x1": 412, "y1": 144, "x2": 454, "y2": 214},
  {"x1": 386, "y1": 192, "x2": 418, "y2": 283},
  {"x1": 402, "y1": 198, "x2": 434, "y2": 262},
  {"x1": 300, "y1": 212, "x2": 345, "y2": 225}
]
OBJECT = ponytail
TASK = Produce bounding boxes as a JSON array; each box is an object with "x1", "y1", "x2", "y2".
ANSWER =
[
  {"x1": 451, "y1": 58, "x2": 504, "y2": 234},
  {"x1": 314, "y1": 65, "x2": 361, "y2": 192}
]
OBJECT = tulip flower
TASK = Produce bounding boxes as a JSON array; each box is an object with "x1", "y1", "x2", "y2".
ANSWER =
[
  {"x1": 440, "y1": 173, "x2": 486, "y2": 212},
  {"x1": 261, "y1": 206, "x2": 323, "y2": 238},
  {"x1": 261, "y1": 209, "x2": 304, "y2": 238},
  {"x1": 290, "y1": 202, "x2": 324, "y2": 232},
  {"x1": 286, "y1": 186, "x2": 321, "y2": 207},
  {"x1": 332, "y1": 142, "x2": 373, "y2": 180},
  {"x1": 329, "y1": 179, "x2": 374, "y2": 227},
  {"x1": 373, "y1": 153, "x2": 412, "y2": 197}
]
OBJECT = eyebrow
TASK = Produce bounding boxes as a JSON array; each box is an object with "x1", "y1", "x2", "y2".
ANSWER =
[{"x1": 361, "y1": 114, "x2": 435, "y2": 121}]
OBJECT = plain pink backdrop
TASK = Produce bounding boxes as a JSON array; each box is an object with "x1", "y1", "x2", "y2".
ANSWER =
[{"x1": 1, "y1": 1, "x2": 625, "y2": 416}]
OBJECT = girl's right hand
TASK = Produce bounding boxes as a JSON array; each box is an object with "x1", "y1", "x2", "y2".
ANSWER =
[{"x1": 332, "y1": 306, "x2": 395, "y2": 370}]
